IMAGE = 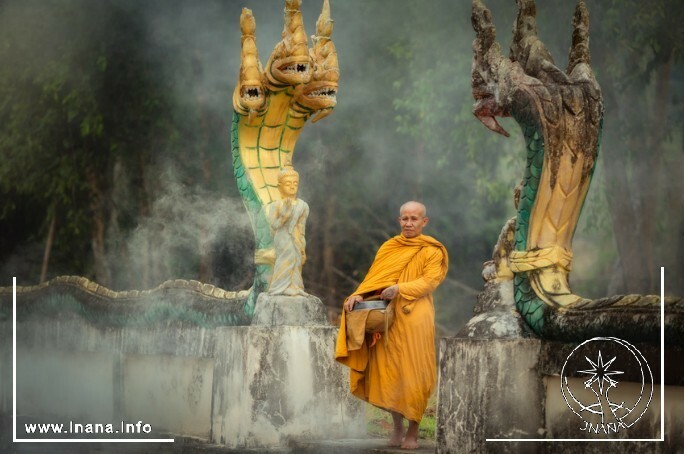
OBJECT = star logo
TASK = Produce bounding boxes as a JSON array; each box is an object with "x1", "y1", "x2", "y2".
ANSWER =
[
  {"x1": 560, "y1": 337, "x2": 653, "y2": 434},
  {"x1": 578, "y1": 350, "x2": 624, "y2": 396}
]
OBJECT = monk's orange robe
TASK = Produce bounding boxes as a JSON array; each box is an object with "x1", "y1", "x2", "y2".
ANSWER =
[{"x1": 335, "y1": 234, "x2": 448, "y2": 422}]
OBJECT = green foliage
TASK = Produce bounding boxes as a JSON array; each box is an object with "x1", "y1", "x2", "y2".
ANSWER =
[
  {"x1": 0, "y1": 0, "x2": 233, "y2": 287},
  {"x1": 365, "y1": 398, "x2": 437, "y2": 441},
  {"x1": 0, "y1": 0, "x2": 681, "y2": 311}
]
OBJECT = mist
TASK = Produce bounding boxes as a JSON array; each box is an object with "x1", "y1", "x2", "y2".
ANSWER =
[{"x1": 0, "y1": 0, "x2": 681, "y2": 332}]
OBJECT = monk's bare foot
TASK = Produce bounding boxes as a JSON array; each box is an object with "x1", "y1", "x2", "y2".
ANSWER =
[
  {"x1": 401, "y1": 435, "x2": 419, "y2": 449},
  {"x1": 401, "y1": 420, "x2": 420, "y2": 449},
  {"x1": 388, "y1": 411, "x2": 405, "y2": 447},
  {"x1": 388, "y1": 431, "x2": 404, "y2": 447}
]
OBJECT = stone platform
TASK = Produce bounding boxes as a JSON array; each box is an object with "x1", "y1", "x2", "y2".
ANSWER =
[
  {"x1": 0, "y1": 419, "x2": 435, "y2": 454},
  {"x1": 437, "y1": 336, "x2": 683, "y2": 454},
  {"x1": 0, "y1": 293, "x2": 365, "y2": 449},
  {"x1": 435, "y1": 270, "x2": 684, "y2": 453},
  {"x1": 251, "y1": 293, "x2": 329, "y2": 326}
]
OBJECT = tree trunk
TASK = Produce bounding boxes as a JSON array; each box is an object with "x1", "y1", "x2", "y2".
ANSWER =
[
  {"x1": 603, "y1": 154, "x2": 649, "y2": 293},
  {"x1": 87, "y1": 167, "x2": 111, "y2": 286},
  {"x1": 197, "y1": 115, "x2": 213, "y2": 283},
  {"x1": 195, "y1": 53, "x2": 213, "y2": 284},
  {"x1": 321, "y1": 196, "x2": 336, "y2": 308},
  {"x1": 137, "y1": 152, "x2": 152, "y2": 289},
  {"x1": 634, "y1": 57, "x2": 672, "y2": 292},
  {"x1": 39, "y1": 214, "x2": 57, "y2": 284},
  {"x1": 600, "y1": 53, "x2": 678, "y2": 296}
]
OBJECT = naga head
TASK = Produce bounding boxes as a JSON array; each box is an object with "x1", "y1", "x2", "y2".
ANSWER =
[
  {"x1": 471, "y1": 0, "x2": 513, "y2": 137},
  {"x1": 266, "y1": 0, "x2": 313, "y2": 87},
  {"x1": 296, "y1": 0, "x2": 339, "y2": 122},
  {"x1": 234, "y1": 8, "x2": 266, "y2": 117},
  {"x1": 471, "y1": 0, "x2": 600, "y2": 142}
]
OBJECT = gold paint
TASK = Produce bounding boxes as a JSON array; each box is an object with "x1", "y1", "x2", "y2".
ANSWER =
[
  {"x1": 528, "y1": 135, "x2": 595, "y2": 251},
  {"x1": 265, "y1": 169, "x2": 309, "y2": 296},
  {"x1": 255, "y1": 248, "x2": 276, "y2": 265},
  {"x1": 234, "y1": 0, "x2": 339, "y2": 207},
  {"x1": 233, "y1": 8, "x2": 266, "y2": 117},
  {"x1": 509, "y1": 246, "x2": 573, "y2": 273},
  {"x1": 493, "y1": 218, "x2": 516, "y2": 280}
]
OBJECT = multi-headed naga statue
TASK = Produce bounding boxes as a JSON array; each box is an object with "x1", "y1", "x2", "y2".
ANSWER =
[
  {"x1": 1, "y1": 0, "x2": 337, "y2": 327},
  {"x1": 470, "y1": 0, "x2": 681, "y2": 343},
  {"x1": 232, "y1": 0, "x2": 338, "y2": 316}
]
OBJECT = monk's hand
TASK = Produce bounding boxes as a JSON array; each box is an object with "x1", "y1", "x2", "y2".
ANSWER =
[
  {"x1": 345, "y1": 295, "x2": 363, "y2": 312},
  {"x1": 380, "y1": 285, "x2": 399, "y2": 301}
]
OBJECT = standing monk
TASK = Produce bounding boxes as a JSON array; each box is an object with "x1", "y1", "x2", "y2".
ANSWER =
[{"x1": 335, "y1": 201, "x2": 448, "y2": 449}]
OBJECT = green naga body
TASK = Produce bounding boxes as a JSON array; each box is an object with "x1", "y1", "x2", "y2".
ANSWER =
[
  {"x1": 232, "y1": 0, "x2": 339, "y2": 316},
  {"x1": 0, "y1": 276, "x2": 250, "y2": 327},
  {"x1": 511, "y1": 116, "x2": 547, "y2": 333},
  {"x1": 470, "y1": 0, "x2": 682, "y2": 344}
]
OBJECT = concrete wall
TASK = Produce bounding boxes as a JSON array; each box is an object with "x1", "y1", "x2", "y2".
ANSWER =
[
  {"x1": 436, "y1": 338, "x2": 545, "y2": 453},
  {"x1": 1, "y1": 316, "x2": 364, "y2": 447},
  {"x1": 16, "y1": 349, "x2": 116, "y2": 423},
  {"x1": 437, "y1": 337, "x2": 684, "y2": 454},
  {"x1": 545, "y1": 376, "x2": 684, "y2": 442}
]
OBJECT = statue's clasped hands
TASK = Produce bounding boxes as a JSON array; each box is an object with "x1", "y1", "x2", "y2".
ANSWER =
[{"x1": 344, "y1": 285, "x2": 399, "y2": 312}]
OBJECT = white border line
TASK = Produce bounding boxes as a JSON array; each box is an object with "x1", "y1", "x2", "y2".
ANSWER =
[
  {"x1": 14, "y1": 439, "x2": 176, "y2": 443},
  {"x1": 661, "y1": 266, "x2": 665, "y2": 442},
  {"x1": 12, "y1": 277, "x2": 174, "y2": 443},
  {"x1": 12, "y1": 277, "x2": 16, "y2": 443},
  {"x1": 486, "y1": 267, "x2": 667, "y2": 443}
]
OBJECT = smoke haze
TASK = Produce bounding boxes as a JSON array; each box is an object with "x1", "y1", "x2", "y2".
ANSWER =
[{"x1": 0, "y1": 0, "x2": 681, "y2": 331}]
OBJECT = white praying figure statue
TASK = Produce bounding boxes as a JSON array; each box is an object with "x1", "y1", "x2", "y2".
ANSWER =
[{"x1": 264, "y1": 166, "x2": 309, "y2": 296}]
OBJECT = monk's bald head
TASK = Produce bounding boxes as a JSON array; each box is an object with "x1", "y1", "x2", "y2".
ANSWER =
[
  {"x1": 399, "y1": 201, "x2": 427, "y2": 217},
  {"x1": 398, "y1": 201, "x2": 428, "y2": 238}
]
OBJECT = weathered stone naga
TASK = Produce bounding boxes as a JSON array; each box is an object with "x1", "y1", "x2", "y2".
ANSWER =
[
  {"x1": 467, "y1": 0, "x2": 682, "y2": 344},
  {"x1": 232, "y1": 0, "x2": 338, "y2": 316}
]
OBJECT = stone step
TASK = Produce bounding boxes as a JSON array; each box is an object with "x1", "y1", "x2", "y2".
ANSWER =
[
  {"x1": 1, "y1": 434, "x2": 436, "y2": 453},
  {"x1": 4, "y1": 417, "x2": 435, "y2": 453},
  {"x1": 291, "y1": 438, "x2": 436, "y2": 453}
]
